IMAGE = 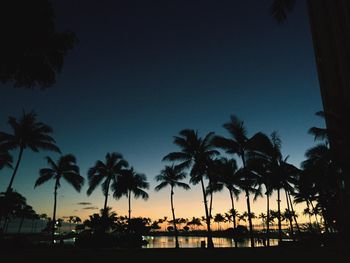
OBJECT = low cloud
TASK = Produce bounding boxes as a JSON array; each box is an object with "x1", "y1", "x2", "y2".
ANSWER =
[
  {"x1": 82, "y1": 206, "x2": 98, "y2": 210},
  {"x1": 77, "y1": 202, "x2": 92, "y2": 206}
]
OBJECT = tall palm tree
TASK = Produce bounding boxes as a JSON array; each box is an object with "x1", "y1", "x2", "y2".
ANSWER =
[
  {"x1": 112, "y1": 167, "x2": 149, "y2": 223},
  {"x1": 34, "y1": 154, "x2": 84, "y2": 245},
  {"x1": 213, "y1": 158, "x2": 241, "y2": 229},
  {"x1": 213, "y1": 115, "x2": 270, "y2": 247},
  {"x1": 155, "y1": 164, "x2": 190, "y2": 248},
  {"x1": 0, "y1": 111, "x2": 60, "y2": 192},
  {"x1": 301, "y1": 143, "x2": 339, "y2": 232},
  {"x1": 268, "y1": 138, "x2": 300, "y2": 242},
  {"x1": 87, "y1": 152, "x2": 128, "y2": 213},
  {"x1": 163, "y1": 129, "x2": 219, "y2": 248},
  {"x1": 249, "y1": 155, "x2": 274, "y2": 247},
  {"x1": 206, "y1": 160, "x2": 224, "y2": 220}
]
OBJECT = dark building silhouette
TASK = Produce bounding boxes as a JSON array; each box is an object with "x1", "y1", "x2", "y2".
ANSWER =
[{"x1": 307, "y1": 0, "x2": 350, "y2": 233}]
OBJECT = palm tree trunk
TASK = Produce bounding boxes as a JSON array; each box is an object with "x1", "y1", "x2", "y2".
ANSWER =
[
  {"x1": 229, "y1": 190, "x2": 237, "y2": 229},
  {"x1": 287, "y1": 191, "x2": 301, "y2": 235},
  {"x1": 277, "y1": 188, "x2": 282, "y2": 244},
  {"x1": 52, "y1": 178, "x2": 59, "y2": 245},
  {"x1": 266, "y1": 192, "x2": 270, "y2": 247},
  {"x1": 103, "y1": 177, "x2": 111, "y2": 213},
  {"x1": 128, "y1": 190, "x2": 132, "y2": 224},
  {"x1": 242, "y1": 154, "x2": 254, "y2": 248},
  {"x1": 200, "y1": 178, "x2": 214, "y2": 248},
  {"x1": 7, "y1": 146, "x2": 24, "y2": 192},
  {"x1": 245, "y1": 190, "x2": 255, "y2": 248},
  {"x1": 285, "y1": 190, "x2": 294, "y2": 240},
  {"x1": 170, "y1": 186, "x2": 179, "y2": 248},
  {"x1": 18, "y1": 217, "x2": 25, "y2": 233},
  {"x1": 209, "y1": 191, "x2": 213, "y2": 219}
]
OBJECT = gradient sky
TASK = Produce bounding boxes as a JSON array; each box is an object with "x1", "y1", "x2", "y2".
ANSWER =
[{"x1": 0, "y1": 0, "x2": 324, "y2": 223}]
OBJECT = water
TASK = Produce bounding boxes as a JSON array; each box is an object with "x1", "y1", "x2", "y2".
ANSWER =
[{"x1": 142, "y1": 236, "x2": 279, "y2": 248}]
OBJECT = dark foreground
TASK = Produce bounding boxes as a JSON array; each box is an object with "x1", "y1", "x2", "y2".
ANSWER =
[{"x1": 1, "y1": 246, "x2": 348, "y2": 262}]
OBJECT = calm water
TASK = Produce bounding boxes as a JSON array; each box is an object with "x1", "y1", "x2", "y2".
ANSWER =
[{"x1": 142, "y1": 236, "x2": 279, "y2": 248}]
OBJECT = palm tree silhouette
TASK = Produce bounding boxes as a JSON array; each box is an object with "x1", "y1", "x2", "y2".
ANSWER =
[
  {"x1": 87, "y1": 152, "x2": 128, "y2": 213},
  {"x1": 214, "y1": 213, "x2": 225, "y2": 231},
  {"x1": 155, "y1": 164, "x2": 190, "y2": 248},
  {"x1": 84, "y1": 207, "x2": 118, "y2": 233},
  {"x1": 301, "y1": 143, "x2": 339, "y2": 232},
  {"x1": 206, "y1": 160, "x2": 224, "y2": 220},
  {"x1": 212, "y1": 158, "x2": 241, "y2": 229},
  {"x1": 34, "y1": 154, "x2": 84, "y2": 244},
  {"x1": 0, "y1": 111, "x2": 60, "y2": 192},
  {"x1": 112, "y1": 167, "x2": 149, "y2": 224},
  {"x1": 164, "y1": 129, "x2": 219, "y2": 248},
  {"x1": 213, "y1": 115, "x2": 270, "y2": 247}
]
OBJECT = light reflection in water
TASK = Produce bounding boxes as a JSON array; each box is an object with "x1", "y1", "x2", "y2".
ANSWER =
[{"x1": 142, "y1": 236, "x2": 279, "y2": 248}]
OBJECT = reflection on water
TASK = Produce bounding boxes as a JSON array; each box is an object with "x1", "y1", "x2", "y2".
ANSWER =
[{"x1": 142, "y1": 236, "x2": 279, "y2": 248}]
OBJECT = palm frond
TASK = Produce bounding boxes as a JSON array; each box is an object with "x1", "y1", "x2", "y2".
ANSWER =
[
  {"x1": 308, "y1": 127, "x2": 328, "y2": 141},
  {"x1": 175, "y1": 181, "x2": 190, "y2": 190},
  {"x1": 132, "y1": 188, "x2": 149, "y2": 200},
  {"x1": 35, "y1": 169, "x2": 55, "y2": 187},
  {"x1": 154, "y1": 181, "x2": 168, "y2": 191},
  {"x1": 63, "y1": 171, "x2": 84, "y2": 192}
]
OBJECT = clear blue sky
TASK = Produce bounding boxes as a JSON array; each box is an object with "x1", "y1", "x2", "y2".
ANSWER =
[{"x1": 0, "y1": 0, "x2": 324, "y2": 221}]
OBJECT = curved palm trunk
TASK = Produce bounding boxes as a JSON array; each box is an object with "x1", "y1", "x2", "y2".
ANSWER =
[
  {"x1": 103, "y1": 177, "x2": 111, "y2": 213},
  {"x1": 200, "y1": 178, "x2": 214, "y2": 248},
  {"x1": 277, "y1": 188, "x2": 282, "y2": 244},
  {"x1": 52, "y1": 178, "x2": 59, "y2": 245},
  {"x1": 245, "y1": 189, "x2": 255, "y2": 248},
  {"x1": 7, "y1": 146, "x2": 24, "y2": 192},
  {"x1": 241, "y1": 154, "x2": 254, "y2": 248},
  {"x1": 128, "y1": 189, "x2": 132, "y2": 227},
  {"x1": 229, "y1": 190, "x2": 237, "y2": 229},
  {"x1": 287, "y1": 191, "x2": 301, "y2": 235},
  {"x1": 285, "y1": 190, "x2": 294, "y2": 240},
  {"x1": 170, "y1": 186, "x2": 179, "y2": 248},
  {"x1": 266, "y1": 192, "x2": 270, "y2": 247},
  {"x1": 209, "y1": 191, "x2": 213, "y2": 219}
]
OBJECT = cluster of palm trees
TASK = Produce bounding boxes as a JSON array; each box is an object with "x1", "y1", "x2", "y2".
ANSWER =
[
  {"x1": 0, "y1": 110, "x2": 344, "y2": 249},
  {"x1": 0, "y1": 111, "x2": 150, "y2": 245},
  {"x1": 157, "y1": 114, "x2": 342, "y2": 248}
]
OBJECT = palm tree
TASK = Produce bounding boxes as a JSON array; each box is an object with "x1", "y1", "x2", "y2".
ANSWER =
[
  {"x1": 301, "y1": 143, "x2": 339, "y2": 232},
  {"x1": 34, "y1": 154, "x2": 84, "y2": 245},
  {"x1": 206, "y1": 160, "x2": 224, "y2": 220},
  {"x1": 163, "y1": 129, "x2": 219, "y2": 248},
  {"x1": 87, "y1": 152, "x2": 128, "y2": 213},
  {"x1": 214, "y1": 213, "x2": 225, "y2": 231},
  {"x1": 0, "y1": 111, "x2": 60, "y2": 192},
  {"x1": 155, "y1": 164, "x2": 190, "y2": 248},
  {"x1": 213, "y1": 158, "x2": 241, "y2": 229},
  {"x1": 187, "y1": 217, "x2": 202, "y2": 231},
  {"x1": 112, "y1": 167, "x2": 149, "y2": 223},
  {"x1": 84, "y1": 207, "x2": 118, "y2": 233},
  {"x1": 213, "y1": 115, "x2": 271, "y2": 247}
]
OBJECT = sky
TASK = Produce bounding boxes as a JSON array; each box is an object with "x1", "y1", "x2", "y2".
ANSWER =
[{"x1": 0, "y1": 0, "x2": 324, "y2": 223}]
